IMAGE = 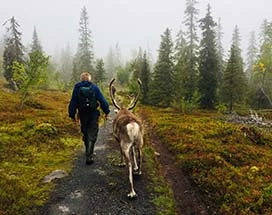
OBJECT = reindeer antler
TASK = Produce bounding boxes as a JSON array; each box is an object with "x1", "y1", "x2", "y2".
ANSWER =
[
  {"x1": 109, "y1": 78, "x2": 121, "y2": 110},
  {"x1": 128, "y1": 79, "x2": 142, "y2": 111}
]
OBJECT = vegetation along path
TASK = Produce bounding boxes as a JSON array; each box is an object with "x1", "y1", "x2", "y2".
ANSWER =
[{"x1": 38, "y1": 109, "x2": 210, "y2": 215}]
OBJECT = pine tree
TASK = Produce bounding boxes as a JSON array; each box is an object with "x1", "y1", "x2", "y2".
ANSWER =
[
  {"x1": 260, "y1": 19, "x2": 269, "y2": 45},
  {"x1": 105, "y1": 46, "x2": 115, "y2": 80},
  {"x1": 183, "y1": 0, "x2": 199, "y2": 101},
  {"x1": 94, "y1": 59, "x2": 106, "y2": 83},
  {"x1": 71, "y1": 6, "x2": 94, "y2": 83},
  {"x1": 139, "y1": 51, "x2": 151, "y2": 105},
  {"x1": 114, "y1": 43, "x2": 123, "y2": 68},
  {"x1": 29, "y1": 26, "x2": 49, "y2": 89},
  {"x1": 104, "y1": 44, "x2": 123, "y2": 80},
  {"x1": 150, "y1": 28, "x2": 174, "y2": 107},
  {"x1": 59, "y1": 44, "x2": 73, "y2": 84},
  {"x1": 246, "y1": 31, "x2": 258, "y2": 81},
  {"x1": 198, "y1": 4, "x2": 218, "y2": 109},
  {"x1": 31, "y1": 26, "x2": 42, "y2": 53},
  {"x1": 221, "y1": 26, "x2": 247, "y2": 111},
  {"x1": 216, "y1": 18, "x2": 225, "y2": 89},
  {"x1": 174, "y1": 28, "x2": 189, "y2": 108},
  {"x1": 2, "y1": 16, "x2": 24, "y2": 89},
  {"x1": 0, "y1": 37, "x2": 4, "y2": 76},
  {"x1": 132, "y1": 47, "x2": 143, "y2": 80},
  {"x1": 251, "y1": 21, "x2": 272, "y2": 108}
]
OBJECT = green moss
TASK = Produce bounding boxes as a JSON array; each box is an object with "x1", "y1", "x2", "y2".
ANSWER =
[
  {"x1": 143, "y1": 145, "x2": 177, "y2": 215},
  {"x1": 0, "y1": 87, "x2": 81, "y2": 215},
  {"x1": 139, "y1": 106, "x2": 272, "y2": 214}
]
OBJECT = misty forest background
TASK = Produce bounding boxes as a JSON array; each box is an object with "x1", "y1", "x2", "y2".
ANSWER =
[
  {"x1": 1, "y1": 1, "x2": 272, "y2": 214},
  {"x1": 1, "y1": 1, "x2": 272, "y2": 111}
]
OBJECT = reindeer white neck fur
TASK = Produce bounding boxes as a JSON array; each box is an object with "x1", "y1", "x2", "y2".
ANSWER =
[{"x1": 109, "y1": 78, "x2": 144, "y2": 199}]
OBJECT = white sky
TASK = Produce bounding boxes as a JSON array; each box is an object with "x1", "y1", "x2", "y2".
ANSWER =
[{"x1": 0, "y1": 0, "x2": 272, "y2": 61}]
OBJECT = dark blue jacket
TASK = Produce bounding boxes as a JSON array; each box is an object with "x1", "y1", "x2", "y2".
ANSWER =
[{"x1": 68, "y1": 81, "x2": 110, "y2": 119}]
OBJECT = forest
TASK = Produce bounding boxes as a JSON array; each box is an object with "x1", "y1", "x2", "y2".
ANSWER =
[
  {"x1": 0, "y1": 0, "x2": 272, "y2": 214},
  {"x1": 0, "y1": 2, "x2": 272, "y2": 111}
]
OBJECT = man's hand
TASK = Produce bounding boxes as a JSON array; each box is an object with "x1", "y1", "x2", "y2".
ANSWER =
[
  {"x1": 105, "y1": 114, "x2": 111, "y2": 120},
  {"x1": 70, "y1": 115, "x2": 76, "y2": 121}
]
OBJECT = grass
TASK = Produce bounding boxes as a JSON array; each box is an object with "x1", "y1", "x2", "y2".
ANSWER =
[
  {"x1": 1, "y1": 77, "x2": 271, "y2": 215},
  {"x1": 143, "y1": 145, "x2": 177, "y2": 215},
  {"x1": 0, "y1": 79, "x2": 176, "y2": 215},
  {"x1": 138, "y1": 106, "x2": 272, "y2": 215},
  {"x1": 0, "y1": 80, "x2": 82, "y2": 215}
]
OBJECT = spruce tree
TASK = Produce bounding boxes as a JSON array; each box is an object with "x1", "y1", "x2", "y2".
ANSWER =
[
  {"x1": 59, "y1": 44, "x2": 73, "y2": 84},
  {"x1": 105, "y1": 46, "x2": 116, "y2": 80},
  {"x1": 174, "y1": 28, "x2": 189, "y2": 108},
  {"x1": 71, "y1": 6, "x2": 94, "y2": 83},
  {"x1": 139, "y1": 51, "x2": 151, "y2": 105},
  {"x1": 0, "y1": 37, "x2": 4, "y2": 75},
  {"x1": 251, "y1": 21, "x2": 272, "y2": 108},
  {"x1": 221, "y1": 26, "x2": 247, "y2": 111},
  {"x1": 246, "y1": 31, "x2": 258, "y2": 80},
  {"x1": 31, "y1": 26, "x2": 42, "y2": 53},
  {"x1": 245, "y1": 31, "x2": 258, "y2": 108},
  {"x1": 260, "y1": 19, "x2": 269, "y2": 45},
  {"x1": 2, "y1": 16, "x2": 24, "y2": 89},
  {"x1": 198, "y1": 4, "x2": 218, "y2": 109},
  {"x1": 94, "y1": 59, "x2": 106, "y2": 83},
  {"x1": 29, "y1": 27, "x2": 49, "y2": 89},
  {"x1": 131, "y1": 48, "x2": 143, "y2": 80},
  {"x1": 104, "y1": 44, "x2": 123, "y2": 80},
  {"x1": 150, "y1": 28, "x2": 174, "y2": 107},
  {"x1": 183, "y1": 0, "x2": 199, "y2": 102},
  {"x1": 216, "y1": 18, "x2": 225, "y2": 89}
]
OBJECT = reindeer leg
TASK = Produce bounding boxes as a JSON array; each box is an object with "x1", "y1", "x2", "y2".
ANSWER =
[
  {"x1": 132, "y1": 146, "x2": 139, "y2": 174},
  {"x1": 137, "y1": 136, "x2": 144, "y2": 175},
  {"x1": 123, "y1": 143, "x2": 137, "y2": 199},
  {"x1": 115, "y1": 136, "x2": 125, "y2": 167},
  {"x1": 119, "y1": 144, "x2": 126, "y2": 167}
]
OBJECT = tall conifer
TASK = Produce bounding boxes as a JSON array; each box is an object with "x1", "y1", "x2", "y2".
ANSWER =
[
  {"x1": 216, "y1": 18, "x2": 225, "y2": 89},
  {"x1": 183, "y1": 0, "x2": 199, "y2": 101},
  {"x1": 198, "y1": 4, "x2": 218, "y2": 109},
  {"x1": 221, "y1": 26, "x2": 247, "y2": 111},
  {"x1": 3, "y1": 16, "x2": 24, "y2": 89},
  {"x1": 150, "y1": 28, "x2": 174, "y2": 107},
  {"x1": 31, "y1": 26, "x2": 42, "y2": 53},
  {"x1": 71, "y1": 6, "x2": 94, "y2": 83},
  {"x1": 139, "y1": 51, "x2": 151, "y2": 105}
]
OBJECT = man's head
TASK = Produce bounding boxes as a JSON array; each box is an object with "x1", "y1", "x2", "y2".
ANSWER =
[{"x1": 80, "y1": 72, "x2": 92, "y2": 81}]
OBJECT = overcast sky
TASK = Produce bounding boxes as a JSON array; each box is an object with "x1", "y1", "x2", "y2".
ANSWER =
[{"x1": 0, "y1": 0, "x2": 272, "y2": 61}]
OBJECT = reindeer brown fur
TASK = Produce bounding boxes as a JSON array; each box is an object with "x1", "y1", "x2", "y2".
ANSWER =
[{"x1": 109, "y1": 79, "x2": 144, "y2": 198}]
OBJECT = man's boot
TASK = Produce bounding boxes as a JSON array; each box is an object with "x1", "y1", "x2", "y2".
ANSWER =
[{"x1": 85, "y1": 141, "x2": 94, "y2": 165}]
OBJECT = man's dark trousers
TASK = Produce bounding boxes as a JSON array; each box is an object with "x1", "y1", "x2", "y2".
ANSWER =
[{"x1": 79, "y1": 112, "x2": 99, "y2": 160}]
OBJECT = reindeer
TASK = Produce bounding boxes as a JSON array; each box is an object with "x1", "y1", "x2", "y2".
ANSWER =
[{"x1": 109, "y1": 78, "x2": 144, "y2": 199}]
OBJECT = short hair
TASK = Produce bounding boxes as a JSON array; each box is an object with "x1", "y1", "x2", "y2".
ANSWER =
[{"x1": 80, "y1": 72, "x2": 92, "y2": 81}]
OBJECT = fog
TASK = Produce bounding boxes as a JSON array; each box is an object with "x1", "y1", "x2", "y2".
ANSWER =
[{"x1": 1, "y1": 0, "x2": 272, "y2": 61}]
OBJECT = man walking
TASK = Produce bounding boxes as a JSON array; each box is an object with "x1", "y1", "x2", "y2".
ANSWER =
[{"x1": 68, "y1": 72, "x2": 110, "y2": 165}]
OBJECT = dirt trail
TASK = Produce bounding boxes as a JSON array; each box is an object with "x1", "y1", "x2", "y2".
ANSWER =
[{"x1": 38, "y1": 110, "x2": 210, "y2": 215}]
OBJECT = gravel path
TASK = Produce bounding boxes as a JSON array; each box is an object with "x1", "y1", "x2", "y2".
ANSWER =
[
  {"x1": 37, "y1": 109, "x2": 212, "y2": 215},
  {"x1": 38, "y1": 113, "x2": 156, "y2": 215}
]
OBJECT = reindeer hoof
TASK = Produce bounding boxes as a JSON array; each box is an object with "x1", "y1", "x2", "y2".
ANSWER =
[
  {"x1": 133, "y1": 170, "x2": 142, "y2": 175},
  {"x1": 118, "y1": 163, "x2": 126, "y2": 167},
  {"x1": 127, "y1": 192, "x2": 137, "y2": 199}
]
